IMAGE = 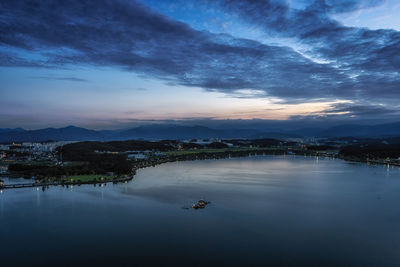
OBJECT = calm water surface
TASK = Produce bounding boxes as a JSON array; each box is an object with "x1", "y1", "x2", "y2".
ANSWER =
[{"x1": 1, "y1": 155, "x2": 400, "y2": 266}]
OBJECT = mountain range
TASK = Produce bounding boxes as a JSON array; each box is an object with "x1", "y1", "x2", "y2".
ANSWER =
[{"x1": 1, "y1": 122, "x2": 400, "y2": 143}]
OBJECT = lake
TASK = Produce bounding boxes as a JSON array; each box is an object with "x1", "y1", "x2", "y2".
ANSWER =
[{"x1": 1, "y1": 155, "x2": 400, "y2": 266}]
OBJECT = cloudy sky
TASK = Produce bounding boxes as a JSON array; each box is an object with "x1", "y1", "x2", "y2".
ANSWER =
[{"x1": 1, "y1": 0, "x2": 400, "y2": 129}]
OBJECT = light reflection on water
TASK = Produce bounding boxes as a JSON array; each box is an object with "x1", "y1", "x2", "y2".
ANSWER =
[{"x1": 1, "y1": 155, "x2": 400, "y2": 266}]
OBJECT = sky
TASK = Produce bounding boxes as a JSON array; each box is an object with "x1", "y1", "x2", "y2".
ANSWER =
[{"x1": 1, "y1": 0, "x2": 400, "y2": 129}]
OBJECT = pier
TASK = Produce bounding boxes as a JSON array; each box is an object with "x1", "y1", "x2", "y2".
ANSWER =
[
  {"x1": 0, "y1": 176, "x2": 134, "y2": 190},
  {"x1": 2, "y1": 183, "x2": 46, "y2": 189}
]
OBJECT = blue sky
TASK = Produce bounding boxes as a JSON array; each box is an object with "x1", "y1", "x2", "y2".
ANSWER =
[{"x1": 1, "y1": 0, "x2": 400, "y2": 129}]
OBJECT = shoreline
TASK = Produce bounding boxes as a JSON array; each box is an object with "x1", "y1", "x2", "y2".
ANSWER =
[
  {"x1": 1, "y1": 148, "x2": 288, "y2": 190},
  {"x1": 2, "y1": 148, "x2": 399, "y2": 190},
  {"x1": 0, "y1": 173, "x2": 135, "y2": 190}
]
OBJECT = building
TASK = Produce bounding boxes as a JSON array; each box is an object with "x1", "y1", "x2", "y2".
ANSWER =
[
  {"x1": 127, "y1": 153, "x2": 148, "y2": 160},
  {"x1": 0, "y1": 144, "x2": 10, "y2": 151}
]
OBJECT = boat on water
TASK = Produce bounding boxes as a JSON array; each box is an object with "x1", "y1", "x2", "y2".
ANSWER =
[{"x1": 192, "y1": 199, "x2": 210, "y2": 209}]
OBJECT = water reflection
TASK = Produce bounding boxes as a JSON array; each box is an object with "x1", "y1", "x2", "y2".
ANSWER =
[{"x1": 1, "y1": 155, "x2": 400, "y2": 266}]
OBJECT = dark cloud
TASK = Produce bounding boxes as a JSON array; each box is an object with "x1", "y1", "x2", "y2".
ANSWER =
[
  {"x1": 290, "y1": 102, "x2": 400, "y2": 122},
  {"x1": 213, "y1": 0, "x2": 400, "y2": 100},
  {"x1": 0, "y1": 0, "x2": 399, "y2": 104},
  {"x1": 324, "y1": 103, "x2": 400, "y2": 116},
  {"x1": 310, "y1": 0, "x2": 385, "y2": 14},
  {"x1": 29, "y1": 76, "x2": 89, "y2": 82},
  {"x1": 0, "y1": 51, "x2": 49, "y2": 68}
]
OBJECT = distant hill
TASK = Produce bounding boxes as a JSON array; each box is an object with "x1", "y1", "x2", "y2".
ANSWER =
[
  {"x1": 317, "y1": 122, "x2": 400, "y2": 138},
  {"x1": 117, "y1": 125, "x2": 224, "y2": 140},
  {"x1": 291, "y1": 127, "x2": 324, "y2": 137},
  {"x1": 0, "y1": 128, "x2": 25, "y2": 134},
  {"x1": 0, "y1": 125, "x2": 257, "y2": 142},
  {"x1": 250, "y1": 132, "x2": 302, "y2": 139},
  {"x1": 2, "y1": 121, "x2": 400, "y2": 142},
  {"x1": 0, "y1": 125, "x2": 263, "y2": 142},
  {"x1": 0, "y1": 126, "x2": 103, "y2": 143}
]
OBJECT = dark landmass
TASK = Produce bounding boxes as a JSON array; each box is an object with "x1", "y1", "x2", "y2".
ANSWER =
[
  {"x1": 318, "y1": 122, "x2": 400, "y2": 138},
  {"x1": 306, "y1": 145, "x2": 336, "y2": 151},
  {"x1": 339, "y1": 144, "x2": 400, "y2": 161},
  {"x1": 8, "y1": 153, "x2": 131, "y2": 177},
  {"x1": 3, "y1": 121, "x2": 400, "y2": 143},
  {"x1": 0, "y1": 126, "x2": 102, "y2": 143},
  {"x1": 2, "y1": 136, "x2": 400, "y2": 189},
  {"x1": 3, "y1": 139, "x2": 294, "y2": 181}
]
